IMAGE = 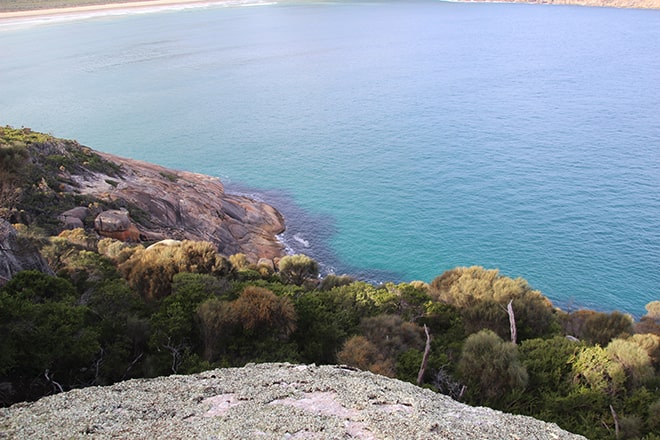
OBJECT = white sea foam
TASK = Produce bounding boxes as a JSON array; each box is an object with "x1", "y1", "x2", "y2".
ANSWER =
[
  {"x1": 293, "y1": 234, "x2": 310, "y2": 248},
  {"x1": 276, "y1": 233, "x2": 296, "y2": 256}
]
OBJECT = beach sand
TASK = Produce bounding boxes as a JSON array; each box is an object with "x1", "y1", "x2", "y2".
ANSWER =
[
  {"x1": 0, "y1": 0, "x2": 259, "y2": 24},
  {"x1": 1, "y1": 0, "x2": 657, "y2": 23}
]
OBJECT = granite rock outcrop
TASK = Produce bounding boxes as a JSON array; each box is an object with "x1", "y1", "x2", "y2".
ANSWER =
[
  {"x1": 0, "y1": 363, "x2": 587, "y2": 440},
  {"x1": 67, "y1": 151, "x2": 286, "y2": 263}
]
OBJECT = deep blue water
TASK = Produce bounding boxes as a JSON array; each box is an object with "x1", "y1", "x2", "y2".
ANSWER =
[{"x1": 1, "y1": 1, "x2": 659, "y2": 315}]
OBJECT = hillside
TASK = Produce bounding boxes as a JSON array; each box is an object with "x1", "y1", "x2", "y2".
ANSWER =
[
  {"x1": 1, "y1": 126, "x2": 659, "y2": 439},
  {"x1": 466, "y1": 0, "x2": 660, "y2": 9},
  {"x1": 0, "y1": 363, "x2": 586, "y2": 439},
  {"x1": 0, "y1": 126, "x2": 285, "y2": 266}
]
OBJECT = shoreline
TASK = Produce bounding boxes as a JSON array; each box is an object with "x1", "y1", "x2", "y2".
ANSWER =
[
  {"x1": 1, "y1": 0, "x2": 658, "y2": 24},
  {"x1": 0, "y1": 0, "x2": 270, "y2": 25}
]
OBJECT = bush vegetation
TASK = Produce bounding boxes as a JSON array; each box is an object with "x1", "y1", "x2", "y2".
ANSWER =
[
  {"x1": 1, "y1": 127, "x2": 658, "y2": 439},
  {"x1": 2, "y1": 236, "x2": 658, "y2": 440}
]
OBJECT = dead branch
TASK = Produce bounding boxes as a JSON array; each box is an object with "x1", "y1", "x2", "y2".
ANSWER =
[
  {"x1": 507, "y1": 299, "x2": 517, "y2": 345},
  {"x1": 417, "y1": 324, "x2": 431, "y2": 386},
  {"x1": 44, "y1": 369, "x2": 63, "y2": 394},
  {"x1": 610, "y1": 404, "x2": 620, "y2": 439},
  {"x1": 122, "y1": 353, "x2": 144, "y2": 380}
]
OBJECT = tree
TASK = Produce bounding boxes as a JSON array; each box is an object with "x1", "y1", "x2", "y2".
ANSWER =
[
  {"x1": 197, "y1": 286, "x2": 297, "y2": 365},
  {"x1": 429, "y1": 266, "x2": 558, "y2": 341},
  {"x1": 231, "y1": 286, "x2": 296, "y2": 337},
  {"x1": 457, "y1": 329, "x2": 528, "y2": 407},
  {"x1": 119, "y1": 240, "x2": 232, "y2": 301},
  {"x1": 519, "y1": 336, "x2": 581, "y2": 396},
  {"x1": 86, "y1": 279, "x2": 149, "y2": 384},
  {"x1": 337, "y1": 336, "x2": 393, "y2": 376},
  {"x1": 278, "y1": 254, "x2": 319, "y2": 286},
  {"x1": 337, "y1": 315, "x2": 424, "y2": 378},
  {"x1": 0, "y1": 135, "x2": 29, "y2": 219},
  {"x1": 580, "y1": 311, "x2": 634, "y2": 346},
  {"x1": 378, "y1": 282, "x2": 431, "y2": 321},
  {"x1": 628, "y1": 333, "x2": 660, "y2": 368},
  {"x1": 318, "y1": 273, "x2": 354, "y2": 291},
  {"x1": 148, "y1": 273, "x2": 224, "y2": 374},
  {"x1": 645, "y1": 301, "x2": 660, "y2": 320},
  {"x1": 291, "y1": 284, "x2": 377, "y2": 364},
  {"x1": 606, "y1": 338, "x2": 654, "y2": 388},
  {"x1": 636, "y1": 301, "x2": 660, "y2": 336},
  {"x1": 571, "y1": 345, "x2": 626, "y2": 396},
  {"x1": 197, "y1": 297, "x2": 234, "y2": 362},
  {"x1": 0, "y1": 271, "x2": 99, "y2": 404}
]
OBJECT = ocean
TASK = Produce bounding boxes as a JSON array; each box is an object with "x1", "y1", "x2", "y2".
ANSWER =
[{"x1": 1, "y1": 0, "x2": 658, "y2": 315}]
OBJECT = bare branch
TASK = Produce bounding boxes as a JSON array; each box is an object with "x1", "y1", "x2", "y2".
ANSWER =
[
  {"x1": 122, "y1": 353, "x2": 144, "y2": 380},
  {"x1": 44, "y1": 369, "x2": 64, "y2": 394},
  {"x1": 610, "y1": 404, "x2": 620, "y2": 439},
  {"x1": 507, "y1": 299, "x2": 517, "y2": 345},
  {"x1": 417, "y1": 324, "x2": 431, "y2": 386}
]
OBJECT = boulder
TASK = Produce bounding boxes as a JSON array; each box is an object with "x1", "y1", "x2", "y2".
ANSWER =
[
  {"x1": 94, "y1": 209, "x2": 141, "y2": 242},
  {"x1": 58, "y1": 206, "x2": 89, "y2": 230}
]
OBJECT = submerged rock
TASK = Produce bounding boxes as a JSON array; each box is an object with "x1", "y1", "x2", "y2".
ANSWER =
[{"x1": 0, "y1": 363, "x2": 585, "y2": 439}]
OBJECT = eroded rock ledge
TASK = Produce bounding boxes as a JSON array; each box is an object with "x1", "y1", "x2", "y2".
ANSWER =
[{"x1": 0, "y1": 363, "x2": 585, "y2": 439}]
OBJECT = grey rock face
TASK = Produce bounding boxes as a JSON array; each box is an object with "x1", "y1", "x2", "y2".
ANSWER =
[
  {"x1": 0, "y1": 363, "x2": 585, "y2": 439},
  {"x1": 0, "y1": 219, "x2": 52, "y2": 284}
]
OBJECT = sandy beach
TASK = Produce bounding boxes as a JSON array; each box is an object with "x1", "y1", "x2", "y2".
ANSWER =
[
  {"x1": 1, "y1": 0, "x2": 657, "y2": 24},
  {"x1": 0, "y1": 0, "x2": 262, "y2": 24}
]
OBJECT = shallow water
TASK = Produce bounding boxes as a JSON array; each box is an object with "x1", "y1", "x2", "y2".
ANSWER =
[{"x1": 1, "y1": 1, "x2": 659, "y2": 315}]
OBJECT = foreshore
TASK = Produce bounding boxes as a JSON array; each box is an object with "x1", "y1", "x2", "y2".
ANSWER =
[
  {"x1": 1, "y1": 0, "x2": 658, "y2": 24},
  {"x1": 0, "y1": 0, "x2": 262, "y2": 24}
]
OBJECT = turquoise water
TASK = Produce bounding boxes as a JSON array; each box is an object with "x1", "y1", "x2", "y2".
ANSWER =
[{"x1": 1, "y1": 1, "x2": 659, "y2": 315}]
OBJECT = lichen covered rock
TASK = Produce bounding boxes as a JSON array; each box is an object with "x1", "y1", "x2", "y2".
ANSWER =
[{"x1": 0, "y1": 363, "x2": 586, "y2": 439}]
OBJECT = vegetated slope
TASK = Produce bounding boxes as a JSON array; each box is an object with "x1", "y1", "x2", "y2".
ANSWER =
[
  {"x1": 2, "y1": 126, "x2": 659, "y2": 440},
  {"x1": 0, "y1": 126, "x2": 285, "y2": 264}
]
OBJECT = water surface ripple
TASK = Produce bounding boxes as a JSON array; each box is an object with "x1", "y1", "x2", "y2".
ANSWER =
[{"x1": 1, "y1": 1, "x2": 659, "y2": 314}]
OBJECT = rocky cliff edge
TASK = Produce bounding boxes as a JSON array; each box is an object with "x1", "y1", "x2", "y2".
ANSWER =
[{"x1": 72, "y1": 151, "x2": 286, "y2": 262}]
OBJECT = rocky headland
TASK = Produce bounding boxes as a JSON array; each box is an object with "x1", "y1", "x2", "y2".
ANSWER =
[
  {"x1": 465, "y1": 0, "x2": 660, "y2": 9},
  {"x1": 1, "y1": 127, "x2": 286, "y2": 282},
  {"x1": 0, "y1": 363, "x2": 586, "y2": 439},
  {"x1": 71, "y1": 150, "x2": 286, "y2": 262},
  {"x1": 0, "y1": 127, "x2": 285, "y2": 267}
]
